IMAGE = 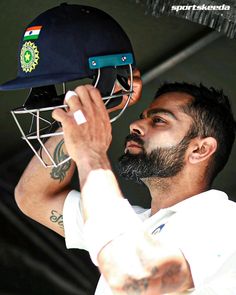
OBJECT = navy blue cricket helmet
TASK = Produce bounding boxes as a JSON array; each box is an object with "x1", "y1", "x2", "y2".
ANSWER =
[{"x1": 0, "y1": 3, "x2": 135, "y2": 167}]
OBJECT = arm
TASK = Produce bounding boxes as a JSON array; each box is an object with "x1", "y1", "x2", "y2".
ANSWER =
[
  {"x1": 15, "y1": 70, "x2": 142, "y2": 237},
  {"x1": 15, "y1": 133, "x2": 75, "y2": 236},
  {"x1": 98, "y1": 229, "x2": 193, "y2": 295},
  {"x1": 52, "y1": 85, "x2": 194, "y2": 294},
  {"x1": 79, "y1": 160, "x2": 193, "y2": 295}
]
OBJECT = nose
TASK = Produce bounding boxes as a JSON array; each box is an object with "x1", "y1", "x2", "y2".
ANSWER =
[{"x1": 129, "y1": 119, "x2": 146, "y2": 136}]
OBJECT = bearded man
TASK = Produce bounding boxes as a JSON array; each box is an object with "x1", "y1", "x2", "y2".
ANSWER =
[{"x1": 15, "y1": 82, "x2": 236, "y2": 295}]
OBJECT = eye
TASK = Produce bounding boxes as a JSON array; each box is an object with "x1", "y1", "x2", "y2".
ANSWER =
[
  {"x1": 139, "y1": 113, "x2": 145, "y2": 120},
  {"x1": 152, "y1": 116, "x2": 166, "y2": 124}
]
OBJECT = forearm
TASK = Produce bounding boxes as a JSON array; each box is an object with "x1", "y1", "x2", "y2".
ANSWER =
[
  {"x1": 77, "y1": 155, "x2": 193, "y2": 294},
  {"x1": 98, "y1": 231, "x2": 193, "y2": 294},
  {"x1": 76, "y1": 153, "x2": 121, "y2": 218}
]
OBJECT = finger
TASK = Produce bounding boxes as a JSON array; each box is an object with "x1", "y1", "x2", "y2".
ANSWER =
[
  {"x1": 74, "y1": 85, "x2": 94, "y2": 107},
  {"x1": 128, "y1": 68, "x2": 142, "y2": 105},
  {"x1": 89, "y1": 87, "x2": 106, "y2": 110},
  {"x1": 52, "y1": 108, "x2": 68, "y2": 123},
  {"x1": 73, "y1": 109, "x2": 87, "y2": 125},
  {"x1": 130, "y1": 75, "x2": 142, "y2": 105},
  {"x1": 107, "y1": 76, "x2": 142, "y2": 114},
  {"x1": 84, "y1": 84, "x2": 94, "y2": 90},
  {"x1": 84, "y1": 84, "x2": 98, "y2": 106},
  {"x1": 64, "y1": 90, "x2": 77, "y2": 103},
  {"x1": 73, "y1": 85, "x2": 96, "y2": 117},
  {"x1": 64, "y1": 90, "x2": 82, "y2": 112},
  {"x1": 89, "y1": 88, "x2": 110, "y2": 124},
  {"x1": 88, "y1": 87, "x2": 111, "y2": 127},
  {"x1": 133, "y1": 68, "x2": 141, "y2": 79},
  {"x1": 84, "y1": 84, "x2": 101, "y2": 111}
]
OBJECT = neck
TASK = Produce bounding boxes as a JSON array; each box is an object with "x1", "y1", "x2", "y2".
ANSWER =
[{"x1": 142, "y1": 170, "x2": 210, "y2": 215}]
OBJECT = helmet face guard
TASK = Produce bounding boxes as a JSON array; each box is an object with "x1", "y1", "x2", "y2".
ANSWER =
[
  {"x1": 11, "y1": 54, "x2": 134, "y2": 167},
  {"x1": 0, "y1": 4, "x2": 135, "y2": 167}
]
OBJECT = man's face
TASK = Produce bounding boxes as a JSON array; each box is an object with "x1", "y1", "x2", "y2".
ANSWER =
[{"x1": 118, "y1": 92, "x2": 194, "y2": 183}]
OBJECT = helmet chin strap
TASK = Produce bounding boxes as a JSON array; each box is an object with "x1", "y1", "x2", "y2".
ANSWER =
[
  {"x1": 93, "y1": 66, "x2": 131, "y2": 109},
  {"x1": 93, "y1": 67, "x2": 117, "y2": 97},
  {"x1": 93, "y1": 65, "x2": 133, "y2": 123}
]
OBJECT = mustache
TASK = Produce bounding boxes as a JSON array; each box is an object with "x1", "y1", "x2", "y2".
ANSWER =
[{"x1": 124, "y1": 133, "x2": 145, "y2": 147}]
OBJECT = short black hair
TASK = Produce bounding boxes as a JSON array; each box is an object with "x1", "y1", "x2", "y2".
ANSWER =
[{"x1": 154, "y1": 82, "x2": 236, "y2": 183}]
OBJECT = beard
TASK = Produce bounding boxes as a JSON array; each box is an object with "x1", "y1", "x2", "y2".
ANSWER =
[{"x1": 117, "y1": 132, "x2": 194, "y2": 184}]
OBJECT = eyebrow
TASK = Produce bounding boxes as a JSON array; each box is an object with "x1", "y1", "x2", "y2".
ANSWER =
[{"x1": 140, "y1": 108, "x2": 178, "y2": 120}]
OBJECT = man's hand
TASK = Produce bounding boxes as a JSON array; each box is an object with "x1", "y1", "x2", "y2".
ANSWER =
[
  {"x1": 52, "y1": 85, "x2": 112, "y2": 166},
  {"x1": 108, "y1": 68, "x2": 142, "y2": 114}
]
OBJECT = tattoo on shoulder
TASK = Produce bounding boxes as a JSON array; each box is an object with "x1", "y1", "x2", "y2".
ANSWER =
[
  {"x1": 50, "y1": 210, "x2": 64, "y2": 229},
  {"x1": 50, "y1": 139, "x2": 71, "y2": 182}
]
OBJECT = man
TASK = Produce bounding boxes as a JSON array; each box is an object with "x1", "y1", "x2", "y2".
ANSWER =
[{"x1": 15, "y1": 82, "x2": 236, "y2": 294}]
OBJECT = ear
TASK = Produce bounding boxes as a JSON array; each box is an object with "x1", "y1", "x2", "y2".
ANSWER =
[{"x1": 188, "y1": 137, "x2": 217, "y2": 164}]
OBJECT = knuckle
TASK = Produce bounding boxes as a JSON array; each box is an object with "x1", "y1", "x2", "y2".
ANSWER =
[
  {"x1": 91, "y1": 87, "x2": 101, "y2": 96},
  {"x1": 74, "y1": 85, "x2": 86, "y2": 93},
  {"x1": 85, "y1": 84, "x2": 94, "y2": 90},
  {"x1": 133, "y1": 68, "x2": 141, "y2": 77}
]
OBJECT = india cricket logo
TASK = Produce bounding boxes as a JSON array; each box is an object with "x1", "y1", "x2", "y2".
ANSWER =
[{"x1": 20, "y1": 41, "x2": 40, "y2": 73}]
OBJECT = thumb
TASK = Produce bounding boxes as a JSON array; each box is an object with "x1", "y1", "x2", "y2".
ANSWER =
[{"x1": 52, "y1": 109, "x2": 68, "y2": 123}]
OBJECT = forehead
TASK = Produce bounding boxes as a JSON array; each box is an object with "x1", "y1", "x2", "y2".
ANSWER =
[{"x1": 146, "y1": 91, "x2": 193, "y2": 114}]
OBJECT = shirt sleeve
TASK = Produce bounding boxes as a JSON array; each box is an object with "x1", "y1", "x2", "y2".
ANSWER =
[
  {"x1": 161, "y1": 203, "x2": 236, "y2": 289},
  {"x1": 63, "y1": 190, "x2": 88, "y2": 250},
  {"x1": 63, "y1": 191, "x2": 149, "y2": 251}
]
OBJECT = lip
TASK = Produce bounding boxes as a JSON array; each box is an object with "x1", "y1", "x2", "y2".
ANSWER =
[
  {"x1": 126, "y1": 140, "x2": 142, "y2": 149},
  {"x1": 125, "y1": 141, "x2": 143, "y2": 153}
]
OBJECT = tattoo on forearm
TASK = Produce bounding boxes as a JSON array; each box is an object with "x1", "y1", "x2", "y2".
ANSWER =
[
  {"x1": 50, "y1": 139, "x2": 71, "y2": 182},
  {"x1": 123, "y1": 278, "x2": 149, "y2": 295},
  {"x1": 161, "y1": 264, "x2": 182, "y2": 291},
  {"x1": 123, "y1": 267, "x2": 159, "y2": 295},
  {"x1": 50, "y1": 210, "x2": 64, "y2": 229}
]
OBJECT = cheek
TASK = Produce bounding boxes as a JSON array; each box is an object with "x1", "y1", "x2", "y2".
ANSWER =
[{"x1": 144, "y1": 129, "x2": 185, "y2": 154}]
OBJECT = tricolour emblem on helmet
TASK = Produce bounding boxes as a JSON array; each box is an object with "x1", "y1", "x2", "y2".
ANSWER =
[
  {"x1": 20, "y1": 41, "x2": 40, "y2": 73},
  {"x1": 23, "y1": 26, "x2": 42, "y2": 41}
]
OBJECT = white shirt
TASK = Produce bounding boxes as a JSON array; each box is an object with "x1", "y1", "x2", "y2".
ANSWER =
[{"x1": 63, "y1": 189, "x2": 236, "y2": 294}]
